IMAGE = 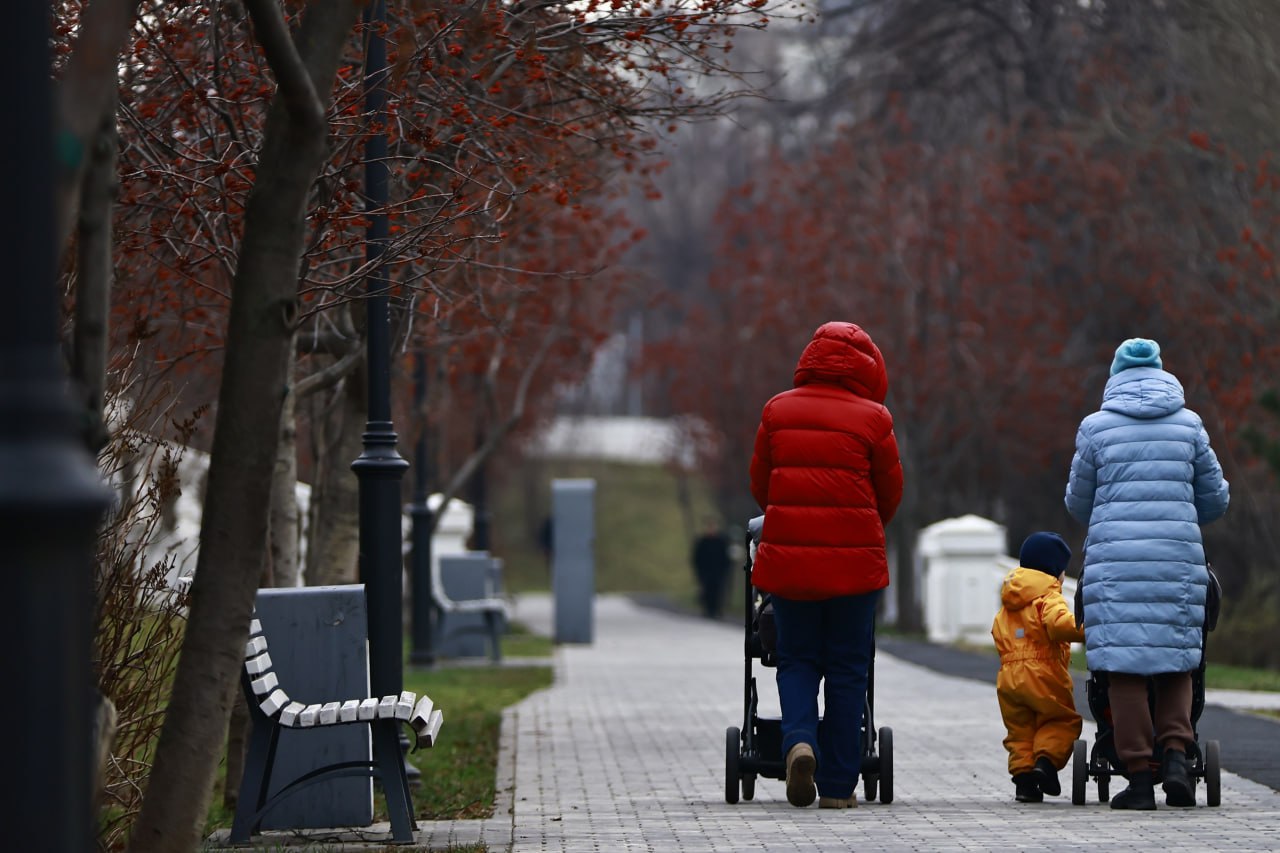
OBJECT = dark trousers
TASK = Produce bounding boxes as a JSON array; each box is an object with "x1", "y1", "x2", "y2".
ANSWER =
[
  {"x1": 772, "y1": 590, "x2": 879, "y2": 800},
  {"x1": 1110, "y1": 671, "x2": 1194, "y2": 773}
]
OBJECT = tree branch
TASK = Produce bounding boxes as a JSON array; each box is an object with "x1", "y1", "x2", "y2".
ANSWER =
[
  {"x1": 294, "y1": 347, "x2": 363, "y2": 397},
  {"x1": 430, "y1": 313, "x2": 563, "y2": 534},
  {"x1": 54, "y1": 0, "x2": 143, "y2": 253},
  {"x1": 242, "y1": 0, "x2": 326, "y2": 129}
]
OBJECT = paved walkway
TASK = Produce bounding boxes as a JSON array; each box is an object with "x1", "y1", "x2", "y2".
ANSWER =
[{"x1": 211, "y1": 593, "x2": 1280, "y2": 851}]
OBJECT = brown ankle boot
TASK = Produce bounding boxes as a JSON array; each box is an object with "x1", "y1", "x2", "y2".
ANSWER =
[
  {"x1": 818, "y1": 793, "x2": 857, "y2": 809},
  {"x1": 785, "y1": 743, "x2": 816, "y2": 807}
]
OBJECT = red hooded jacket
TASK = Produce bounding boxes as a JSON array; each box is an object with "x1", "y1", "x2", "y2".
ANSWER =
[{"x1": 749, "y1": 322, "x2": 904, "y2": 600}]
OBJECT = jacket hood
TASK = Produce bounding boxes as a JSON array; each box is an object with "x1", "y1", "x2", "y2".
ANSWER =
[
  {"x1": 793, "y1": 322, "x2": 888, "y2": 402},
  {"x1": 1100, "y1": 366, "x2": 1185, "y2": 419},
  {"x1": 1001, "y1": 566, "x2": 1061, "y2": 611}
]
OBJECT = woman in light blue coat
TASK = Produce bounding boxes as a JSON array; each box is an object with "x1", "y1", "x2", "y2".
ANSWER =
[{"x1": 1064, "y1": 338, "x2": 1229, "y2": 811}]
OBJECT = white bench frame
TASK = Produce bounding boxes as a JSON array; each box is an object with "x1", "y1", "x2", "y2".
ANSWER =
[{"x1": 230, "y1": 616, "x2": 443, "y2": 844}]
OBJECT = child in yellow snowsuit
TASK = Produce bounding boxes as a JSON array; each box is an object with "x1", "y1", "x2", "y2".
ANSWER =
[{"x1": 991, "y1": 532, "x2": 1086, "y2": 803}]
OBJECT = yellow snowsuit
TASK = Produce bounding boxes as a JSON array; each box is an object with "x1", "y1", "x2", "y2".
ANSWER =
[{"x1": 991, "y1": 566, "x2": 1086, "y2": 776}]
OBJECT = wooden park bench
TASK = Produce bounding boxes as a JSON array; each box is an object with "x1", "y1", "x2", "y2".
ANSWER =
[
  {"x1": 434, "y1": 553, "x2": 510, "y2": 662},
  {"x1": 230, "y1": 615, "x2": 444, "y2": 844}
]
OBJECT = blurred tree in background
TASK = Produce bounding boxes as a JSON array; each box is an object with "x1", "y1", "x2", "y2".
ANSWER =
[{"x1": 637, "y1": 0, "x2": 1280, "y2": 652}]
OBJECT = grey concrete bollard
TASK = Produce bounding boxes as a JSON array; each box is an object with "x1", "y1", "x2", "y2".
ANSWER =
[
  {"x1": 552, "y1": 478, "x2": 596, "y2": 644},
  {"x1": 252, "y1": 584, "x2": 373, "y2": 829}
]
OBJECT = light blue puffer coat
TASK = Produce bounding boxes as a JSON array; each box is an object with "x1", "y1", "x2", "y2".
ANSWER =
[{"x1": 1064, "y1": 367, "x2": 1230, "y2": 675}]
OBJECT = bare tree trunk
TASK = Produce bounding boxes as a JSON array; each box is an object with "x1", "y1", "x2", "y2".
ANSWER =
[
  {"x1": 126, "y1": 3, "x2": 360, "y2": 850},
  {"x1": 892, "y1": 432, "x2": 922, "y2": 634},
  {"x1": 71, "y1": 86, "x2": 117, "y2": 454},
  {"x1": 269, "y1": 340, "x2": 302, "y2": 588},
  {"x1": 72, "y1": 83, "x2": 122, "y2": 832},
  {"x1": 228, "y1": 365, "x2": 301, "y2": 810},
  {"x1": 307, "y1": 366, "x2": 365, "y2": 586},
  {"x1": 55, "y1": 0, "x2": 141, "y2": 254}
]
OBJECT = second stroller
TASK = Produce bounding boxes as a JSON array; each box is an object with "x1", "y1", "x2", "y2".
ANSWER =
[{"x1": 1071, "y1": 567, "x2": 1224, "y2": 807}]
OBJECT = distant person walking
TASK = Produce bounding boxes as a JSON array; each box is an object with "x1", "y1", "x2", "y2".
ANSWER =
[
  {"x1": 691, "y1": 518, "x2": 732, "y2": 620},
  {"x1": 538, "y1": 515, "x2": 554, "y2": 571},
  {"x1": 749, "y1": 321, "x2": 903, "y2": 809},
  {"x1": 1065, "y1": 337, "x2": 1230, "y2": 810}
]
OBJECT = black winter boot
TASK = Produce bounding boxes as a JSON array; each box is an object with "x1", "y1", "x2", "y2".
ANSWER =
[
  {"x1": 1111, "y1": 770, "x2": 1157, "y2": 810},
  {"x1": 1162, "y1": 749, "x2": 1195, "y2": 807},
  {"x1": 1013, "y1": 773, "x2": 1043, "y2": 803},
  {"x1": 1033, "y1": 756, "x2": 1062, "y2": 797}
]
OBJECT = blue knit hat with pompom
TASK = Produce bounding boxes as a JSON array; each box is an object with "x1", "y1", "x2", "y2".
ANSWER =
[{"x1": 1110, "y1": 338, "x2": 1162, "y2": 376}]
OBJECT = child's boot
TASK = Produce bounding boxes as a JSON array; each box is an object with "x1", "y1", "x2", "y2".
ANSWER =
[
  {"x1": 1033, "y1": 756, "x2": 1062, "y2": 797},
  {"x1": 1161, "y1": 749, "x2": 1195, "y2": 808},
  {"x1": 1013, "y1": 773, "x2": 1043, "y2": 803},
  {"x1": 1111, "y1": 770, "x2": 1157, "y2": 810}
]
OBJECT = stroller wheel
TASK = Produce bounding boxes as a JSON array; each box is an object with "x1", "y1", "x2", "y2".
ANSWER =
[
  {"x1": 1097, "y1": 771, "x2": 1109, "y2": 803},
  {"x1": 877, "y1": 727, "x2": 894, "y2": 804},
  {"x1": 863, "y1": 776, "x2": 878, "y2": 803},
  {"x1": 725, "y1": 727, "x2": 741, "y2": 804},
  {"x1": 1071, "y1": 739, "x2": 1087, "y2": 805},
  {"x1": 1206, "y1": 740, "x2": 1221, "y2": 807},
  {"x1": 742, "y1": 773, "x2": 756, "y2": 801}
]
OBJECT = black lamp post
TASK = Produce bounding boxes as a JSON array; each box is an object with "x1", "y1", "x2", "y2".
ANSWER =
[
  {"x1": 353, "y1": 0, "x2": 410, "y2": 717},
  {"x1": 408, "y1": 351, "x2": 435, "y2": 665},
  {"x1": 0, "y1": 3, "x2": 111, "y2": 850}
]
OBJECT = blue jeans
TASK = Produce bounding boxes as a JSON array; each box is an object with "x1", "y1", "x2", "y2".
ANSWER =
[{"x1": 772, "y1": 590, "x2": 879, "y2": 799}]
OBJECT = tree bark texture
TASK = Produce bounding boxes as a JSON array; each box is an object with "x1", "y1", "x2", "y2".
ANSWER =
[
  {"x1": 72, "y1": 83, "x2": 118, "y2": 453},
  {"x1": 269, "y1": 342, "x2": 302, "y2": 589},
  {"x1": 55, "y1": 0, "x2": 141, "y2": 254},
  {"x1": 892, "y1": 433, "x2": 923, "y2": 634},
  {"x1": 307, "y1": 366, "x2": 366, "y2": 586},
  {"x1": 126, "y1": 3, "x2": 360, "y2": 851}
]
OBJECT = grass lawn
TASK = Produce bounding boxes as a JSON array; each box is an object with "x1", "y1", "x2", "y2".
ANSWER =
[
  {"x1": 501, "y1": 621, "x2": 554, "y2": 658},
  {"x1": 490, "y1": 458, "x2": 724, "y2": 610},
  {"x1": 400, "y1": 663, "x2": 552, "y2": 819},
  {"x1": 1203, "y1": 662, "x2": 1280, "y2": 692}
]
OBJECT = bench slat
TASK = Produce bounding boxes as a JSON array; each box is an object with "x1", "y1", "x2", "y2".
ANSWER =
[
  {"x1": 358, "y1": 698, "x2": 379, "y2": 721},
  {"x1": 339, "y1": 699, "x2": 360, "y2": 723},
  {"x1": 409, "y1": 695, "x2": 434, "y2": 728},
  {"x1": 376, "y1": 695, "x2": 398, "y2": 719},
  {"x1": 250, "y1": 671, "x2": 279, "y2": 696},
  {"x1": 299, "y1": 703, "x2": 322, "y2": 727},
  {"x1": 279, "y1": 701, "x2": 306, "y2": 727},
  {"x1": 394, "y1": 691, "x2": 416, "y2": 721},
  {"x1": 245, "y1": 652, "x2": 273, "y2": 677},
  {"x1": 259, "y1": 689, "x2": 289, "y2": 718},
  {"x1": 414, "y1": 708, "x2": 444, "y2": 748},
  {"x1": 245, "y1": 636, "x2": 268, "y2": 659}
]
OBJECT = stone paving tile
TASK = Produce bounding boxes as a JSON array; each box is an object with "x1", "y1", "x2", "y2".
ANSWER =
[
  {"x1": 207, "y1": 593, "x2": 1280, "y2": 851},
  {"x1": 505, "y1": 594, "x2": 1280, "y2": 853}
]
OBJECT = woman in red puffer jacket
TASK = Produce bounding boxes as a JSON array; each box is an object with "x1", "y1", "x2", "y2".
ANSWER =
[{"x1": 749, "y1": 321, "x2": 903, "y2": 809}]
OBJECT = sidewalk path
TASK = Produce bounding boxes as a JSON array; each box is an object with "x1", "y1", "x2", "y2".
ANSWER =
[
  {"x1": 501, "y1": 593, "x2": 1280, "y2": 852},
  {"x1": 208, "y1": 593, "x2": 1280, "y2": 851}
]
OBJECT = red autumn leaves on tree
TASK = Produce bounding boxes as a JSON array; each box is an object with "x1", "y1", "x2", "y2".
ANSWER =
[{"x1": 665, "y1": 100, "x2": 1280, "y2": 600}]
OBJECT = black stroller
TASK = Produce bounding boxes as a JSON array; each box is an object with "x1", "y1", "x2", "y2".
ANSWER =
[
  {"x1": 724, "y1": 515, "x2": 893, "y2": 804},
  {"x1": 1071, "y1": 567, "x2": 1223, "y2": 806}
]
